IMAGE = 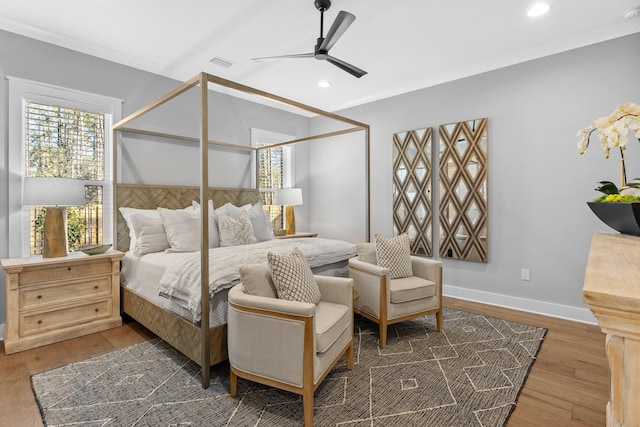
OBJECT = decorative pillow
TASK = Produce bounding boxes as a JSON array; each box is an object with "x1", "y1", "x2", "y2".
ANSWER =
[
  {"x1": 218, "y1": 210, "x2": 258, "y2": 247},
  {"x1": 239, "y1": 264, "x2": 278, "y2": 298},
  {"x1": 374, "y1": 233, "x2": 413, "y2": 279},
  {"x1": 268, "y1": 247, "x2": 321, "y2": 304},
  {"x1": 248, "y1": 201, "x2": 276, "y2": 241},
  {"x1": 129, "y1": 213, "x2": 170, "y2": 257},
  {"x1": 356, "y1": 242, "x2": 377, "y2": 265},
  {"x1": 192, "y1": 200, "x2": 220, "y2": 248},
  {"x1": 157, "y1": 208, "x2": 201, "y2": 252}
]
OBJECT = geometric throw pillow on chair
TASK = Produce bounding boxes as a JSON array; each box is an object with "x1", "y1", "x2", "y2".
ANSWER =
[
  {"x1": 267, "y1": 247, "x2": 322, "y2": 304},
  {"x1": 374, "y1": 233, "x2": 413, "y2": 279}
]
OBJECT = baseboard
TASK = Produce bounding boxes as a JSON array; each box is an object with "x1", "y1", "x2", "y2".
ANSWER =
[{"x1": 443, "y1": 284, "x2": 597, "y2": 325}]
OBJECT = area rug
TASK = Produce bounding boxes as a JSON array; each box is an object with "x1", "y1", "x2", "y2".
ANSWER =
[{"x1": 31, "y1": 308, "x2": 546, "y2": 426}]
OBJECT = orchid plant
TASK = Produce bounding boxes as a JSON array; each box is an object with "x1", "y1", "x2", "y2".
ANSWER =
[{"x1": 578, "y1": 102, "x2": 640, "y2": 201}]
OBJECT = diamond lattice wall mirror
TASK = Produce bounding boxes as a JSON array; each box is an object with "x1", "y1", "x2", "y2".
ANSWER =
[
  {"x1": 392, "y1": 128, "x2": 433, "y2": 255},
  {"x1": 438, "y1": 118, "x2": 488, "y2": 262}
]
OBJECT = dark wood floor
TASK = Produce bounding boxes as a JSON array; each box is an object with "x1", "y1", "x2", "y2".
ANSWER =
[{"x1": 0, "y1": 297, "x2": 608, "y2": 427}]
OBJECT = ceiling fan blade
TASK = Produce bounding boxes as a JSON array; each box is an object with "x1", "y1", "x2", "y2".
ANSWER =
[
  {"x1": 326, "y1": 55, "x2": 367, "y2": 78},
  {"x1": 319, "y1": 11, "x2": 355, "y2": 52},
  {"x1": 252, "y1": 53, "x2": 314, "y2": 62}
]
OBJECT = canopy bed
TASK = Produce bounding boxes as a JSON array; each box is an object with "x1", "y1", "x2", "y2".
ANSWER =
[{"x1": 112, "y1": 73, "x2": 370, "y2": 387}]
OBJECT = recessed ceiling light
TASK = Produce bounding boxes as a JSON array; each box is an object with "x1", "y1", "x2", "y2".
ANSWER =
[
  {"x1": 318, "y1": 80, "x2": 331, "y2": 88},
  {"x1": 527, "y1": 3, "x2": 550, "y2": 17}
]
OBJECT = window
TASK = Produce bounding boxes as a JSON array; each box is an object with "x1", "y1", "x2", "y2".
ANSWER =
[
  {"x1": 8, "y1": 78, "x2": 121, "y2": 257},
  {"x1": 251, "y1": 129, "x2": 294, "y2": 229}
]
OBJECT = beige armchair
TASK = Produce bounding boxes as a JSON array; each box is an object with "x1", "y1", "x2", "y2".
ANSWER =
[
  {"x1": 227, "y1": 267, "x2": 354, "y2": 427},
  {"x1": 348, "y1": 242, "x2": 442, "y2": 348}
]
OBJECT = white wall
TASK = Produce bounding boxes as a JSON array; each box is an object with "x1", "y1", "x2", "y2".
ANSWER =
[{"x1": 310, "y1": 32, "x2": 640, "y2": 324}]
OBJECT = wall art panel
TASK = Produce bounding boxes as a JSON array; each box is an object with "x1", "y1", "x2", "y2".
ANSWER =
[
  {"x1": 438, "y1": 118, "x2": 488, "y2": 262},
  {"x1": 392, "y1": 128, "x2": 433, "y2": 255}
]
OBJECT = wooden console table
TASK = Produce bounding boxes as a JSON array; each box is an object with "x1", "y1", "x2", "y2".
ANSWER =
[{"x1": 583, "y1": 233, "x2": 640, "y2": 427}]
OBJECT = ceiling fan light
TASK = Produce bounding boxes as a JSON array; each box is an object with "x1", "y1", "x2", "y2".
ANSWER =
[
  {"x1": 318, "y1": 80, "x2": 331, "y2": 88},
  {"x1": 527, "y1": 3, "x2": 550, "y2": 17}
]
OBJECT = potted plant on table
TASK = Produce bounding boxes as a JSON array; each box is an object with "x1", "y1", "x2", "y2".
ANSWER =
[{"x1": 578, "y1": 102, "x2": 640, "y2": 235}]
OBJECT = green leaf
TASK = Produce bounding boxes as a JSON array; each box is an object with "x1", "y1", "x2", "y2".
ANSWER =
[{"x1": 595, "y1": 181, "x2": 620, "y2": 195}]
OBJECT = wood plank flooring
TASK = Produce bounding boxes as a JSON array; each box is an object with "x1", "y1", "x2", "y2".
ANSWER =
[{"x1": 0, "y1": 297, "x2": 608, "y2": 426}]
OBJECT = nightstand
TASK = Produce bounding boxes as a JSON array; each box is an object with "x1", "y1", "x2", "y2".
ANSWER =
[
  {"x1": 1, "y1": 250, "x2": 124, "y2": 354},
  {"x1": 276, "y1": 232, "x2": 318, "y2": 239}
]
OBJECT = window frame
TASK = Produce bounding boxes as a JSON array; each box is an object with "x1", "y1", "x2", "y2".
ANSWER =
[
  {"x1": 250, "y1": 128, "x2": 294, "y2": 228},
  {"x1": 7, "y1": 77, "x2": 122, "y2": 257}
]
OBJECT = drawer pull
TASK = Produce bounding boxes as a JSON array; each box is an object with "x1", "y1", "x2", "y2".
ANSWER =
[
  {"x1": 37, "y1": 295, "x2": 42, "y2": 299},
  {"x1": 37, "y1": 320, "x2": 42, "y2": 324},
  {"x1": 94, "y1": 285, "x2": 99, "y2": 290},
  {"x1": 68, "y1": 267, "x2": 72, "y2": 271},
  {"x1": 95, "y1": 308, "x2": 99, "y2": 313}
]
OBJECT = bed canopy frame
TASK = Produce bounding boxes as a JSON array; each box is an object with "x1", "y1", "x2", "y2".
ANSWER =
[{"x1": 112, "y1": 72, "x2": 370, "y2": 387}]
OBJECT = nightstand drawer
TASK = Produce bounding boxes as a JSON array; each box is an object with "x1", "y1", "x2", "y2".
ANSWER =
[
  {"x1": 20, "y1": 299, "x2": 112, "y2": 337},
  {"x1": 20, "y1": 277, "x2": 111, "y2": 310},
  {"x1": 19, "y1": 259, "x2": 112, "y2": 286}
]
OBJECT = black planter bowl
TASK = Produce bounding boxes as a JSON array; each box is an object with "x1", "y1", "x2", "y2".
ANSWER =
[{"x1": 587, "y1": 202, "x2": 640, "y2": 237}]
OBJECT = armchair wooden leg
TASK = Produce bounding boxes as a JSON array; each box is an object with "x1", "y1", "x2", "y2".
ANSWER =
[
  {"x1": 303, "y1": 391, "x2": 314, "y2": 427},
  {"x1": 230, "y1": 368, "x2": 237, "y2": 397},
  {"x1": 346, "y1": 340, "x2": 354, "y2": 370},
  {"x1": 436, "y1": 310, "x2": 443, "y2": 332},
  {"x1": 379, "y1": 321, "x2": 387, "y2": 348}
]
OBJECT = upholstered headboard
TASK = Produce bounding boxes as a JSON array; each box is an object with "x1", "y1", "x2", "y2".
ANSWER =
[{"x1": 115, "y1": 184, "x2": 261, "y2": 252}]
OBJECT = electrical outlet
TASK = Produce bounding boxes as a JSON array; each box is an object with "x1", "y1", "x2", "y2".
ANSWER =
[{"x1": 521, "y1": 268, "x2": 530, "y2": 281}]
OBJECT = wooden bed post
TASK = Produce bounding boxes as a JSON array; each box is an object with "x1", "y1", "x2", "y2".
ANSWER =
[{"x1": 199, "y1": 72, "x2": 211, "y2": 388}]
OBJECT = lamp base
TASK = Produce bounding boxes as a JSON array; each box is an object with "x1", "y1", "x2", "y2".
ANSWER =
[
  {"x1": 43, "y1": 206, "x2": 69, "y2": 258},
  {"x1": 285, "y1": 205, "x2": 296, "y2": 235}
]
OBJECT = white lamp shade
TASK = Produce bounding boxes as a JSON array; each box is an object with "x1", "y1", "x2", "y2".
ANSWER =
[
  {"x1": 23, "y1": 177, "x2": 86, "y2": 207},
  {"x1": 274, "y1": 188, "x2": 303, "y2": 206}
]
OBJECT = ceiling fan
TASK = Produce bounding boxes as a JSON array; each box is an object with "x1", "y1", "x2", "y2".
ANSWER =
[{"x1": 252, "y1": 0, "x2": 367, "y2": 78}]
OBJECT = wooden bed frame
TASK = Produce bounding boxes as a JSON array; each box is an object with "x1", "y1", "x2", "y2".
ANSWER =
[
  {"x1": 116, "y1": 183, "x2": 259, "y2": 367},
  {"x1": 113, "y1": 72, "x2": 370, "y2": 387}
]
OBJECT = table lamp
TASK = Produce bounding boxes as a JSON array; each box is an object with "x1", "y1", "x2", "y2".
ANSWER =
[
  {"x1": 23, "y1": 177, "x2": 86, "y2": 258},
  {"x1": 274, "y1": 188, "x2": 303, "y2": 235}
]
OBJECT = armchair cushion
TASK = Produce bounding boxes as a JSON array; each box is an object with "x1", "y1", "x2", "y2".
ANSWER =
[
  {"x1": 268, "y1": 247, "x2": 322, "y2": 304},
  {"x1": 375, "y1": 233, "x2": 413, "y2": 279},
  {"x1": 390, "y1": 276, "x2": 436, "y2": 303},
  {"x1": 356, "y1": 242, "x2": 377, "y2": 265},
  {"x1": 239, "y1": 264, "x2": 278, "y2": 298},
  {"x1": 315, "y1": 301, "x2": 351, "y2": 353}
]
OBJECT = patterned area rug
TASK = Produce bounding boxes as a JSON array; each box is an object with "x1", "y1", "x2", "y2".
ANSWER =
[{"x1": 31, "y1": 308, "x2": 546, "y2": 426}]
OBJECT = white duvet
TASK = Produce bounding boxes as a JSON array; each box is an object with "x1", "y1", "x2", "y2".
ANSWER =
[{"x1": 157, "y1": 237, "x2": 356, "y2": 322}]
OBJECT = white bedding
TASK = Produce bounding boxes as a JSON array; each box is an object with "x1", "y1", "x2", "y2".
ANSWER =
[
  {"x1": 123, "y1": 237, "x2": 357, "y2": 323},
  {"x1": 120, "y1": 251, "x2": 230, "y2": 327}
]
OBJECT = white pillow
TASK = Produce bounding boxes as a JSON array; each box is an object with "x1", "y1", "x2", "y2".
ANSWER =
[
  {"x1": 218, "y1": 210, "x2": 258, "y2": 247},
  {"x1": 214, "y1": 202, "x2": 251, "y2": 218},
  {"x1": 157, "y1": 208, "x2": 201, "y2": 252},
  {"x1": 248, "y1": 201, "x2": 275, "y2": 241},
  {"x1": 375, "y1": 233, "x2": 413, "y2": 279},
  {"x1": 119, "y1": 205, "x2": 193, "y2": 252},
  {"x1": 129, "y1": 213, "x2": 170, "y2": 257},
  {"x1": 192, "y1": 200, "x2": 220, "y2": 248}
]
